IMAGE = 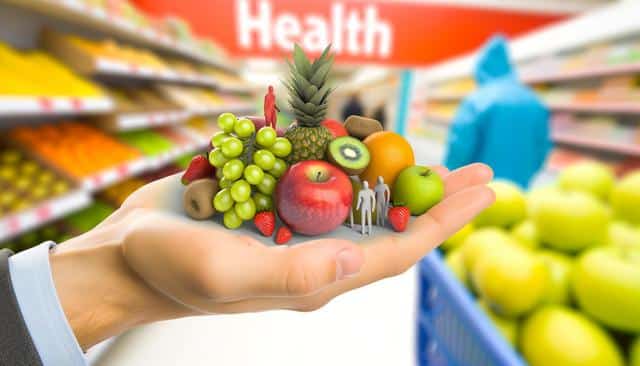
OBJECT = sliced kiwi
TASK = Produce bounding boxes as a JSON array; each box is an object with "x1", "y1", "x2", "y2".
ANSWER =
[{"x1": 327, "y1": 136, "x2": 370, "y2": 175}]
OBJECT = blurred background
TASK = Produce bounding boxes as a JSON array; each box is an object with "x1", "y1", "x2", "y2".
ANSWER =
[{"x1": 0, "y1": 0, "x2": 639, "y2": 365}]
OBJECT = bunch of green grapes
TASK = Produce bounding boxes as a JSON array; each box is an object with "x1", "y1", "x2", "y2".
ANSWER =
[{"x1": 209, "y1": 113, "x2": 292, "y2": 229}]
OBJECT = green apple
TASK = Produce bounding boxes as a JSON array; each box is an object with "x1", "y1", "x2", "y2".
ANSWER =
[
  {"x1": 441, "y1": 223, "x2": 474, "y2": 251},
  {"x1": 474, "y1": 180, "x2": 526, "y2": 228},
  {"x1": 461, "y1": 227, "x2": 517, "y2": 273},
  {"x1": 521, "y1": 306, "x2": 624, "y2": 366},
  {"x1": 444, "y1": 247, "x2": 468, "y2": 287},
  {"x1": 533, "y1": 190, "x2": 610, "y2": 253},
  {"x1": 558, "y1": 161, "x2": 615, "y2": 201},
  {"x1": 476, "y1": 299, "x2": 518, "y2": 346},
  {"x1": 527, "y1": 185, "x2": 561, "y2": 217},
  {"x1": 573, "y1": 246, "x2": 640, "y2": 333},
  {"x1": 510, "y1": 220, "x2": 540, "y2": 250},
  {"x1": 392, "y1": 165, "x2": 444, "y2": 215},
  {"x1": 610, "y1": 171, "x2": 640, "y2": 225},
  {"x1": 630, "y1": 336, "x2": 640, "y2": 366},
  {"x1": 537, "y1": 250, "x2": 573, "y2": 305},
  {"x1": 607, "y1": 220, "x2": 640, "y2": 248},
  {"x1": 472, "y1": 244, "x2": 548, "y2": 317}
]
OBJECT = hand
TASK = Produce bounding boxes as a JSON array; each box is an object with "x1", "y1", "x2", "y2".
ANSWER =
[{"x1": 50, "y1": 163, "x2": 494, "y2": 349}]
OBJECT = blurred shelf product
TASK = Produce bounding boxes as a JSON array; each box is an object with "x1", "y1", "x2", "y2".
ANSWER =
[
  {"x1": 0, "y1": 189, "x2": 91, "y2": 242},
  {"x1": 42, "y1": 29, "x2": 220, "y2": 87},
  {"x1": 1, "y1": 0, "x2": 236, "y2": 72},
  {"x1": 522, "y1": 62, "x2": 640, "y2": 84},
  {"x1": 548, "y1": 101, "x2": 640, "y2": 114},
  {"x1": 553, "y1": 132, "x2": 640, "y2": 157},
  {"x1": 0, "y1": 96, "x2": 113, "y2": 117}
]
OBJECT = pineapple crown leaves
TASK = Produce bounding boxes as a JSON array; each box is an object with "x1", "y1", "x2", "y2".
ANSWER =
[{"x1": 283, "y1": 44, "x2": 335, "y2": 127}]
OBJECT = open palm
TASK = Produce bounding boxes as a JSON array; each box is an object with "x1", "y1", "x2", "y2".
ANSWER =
[{"x1": 87, "y1": 163, "x2": 494, "y2": 316}]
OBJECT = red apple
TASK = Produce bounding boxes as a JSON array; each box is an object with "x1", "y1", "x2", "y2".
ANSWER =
[
  {"x1": 276, "y1": 160, "x2": 352, "y2": 235},
  {"x1": 321, "y1": 119, "x2": 348, "y2": 138}
]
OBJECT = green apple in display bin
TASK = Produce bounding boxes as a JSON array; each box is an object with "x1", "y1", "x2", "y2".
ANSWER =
[
  {"x1": 558, "y1": 161, "x2": 615, "y2": 201},
  {"x1": 391, "y1": 166, "x2": 444, "y2": 215},
  {"x1": 610, "y1": 171, "x2": 640, "y2": 225},
  {"x1": 461, "y1": 227, "x2": 517, "y2": 273},
  {"x1": 520, "y1": 306, "x2": 624, "y2": 366},
  {"x1": 441, "y1": 223, "x2": 474, "y2": 251},
  {"x1": 533, "y1": 190, "x2": 610, "y2": 253},
  {"x1": 474, "y1": 180, "x2": 526, "y2": 228},
  {"x1": 537, "y1": 250, "x2": 573, "y2": 306},
  {"x1": 631, "y1": 337, "x2": 640, "y2": 366},
  {"x1": 472, "y1": 244, "x2": 548, "y2": 317},
  {"x1": 572, "y1": 245, "x2": 640, "y2": 333},
  {"x1": 510, "y1": 220, "x2": 540, "y2": 250}
]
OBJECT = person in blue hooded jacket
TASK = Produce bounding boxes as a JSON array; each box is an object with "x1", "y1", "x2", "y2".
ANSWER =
[{"x1": 444, "y1": 36, "x2": 552, "y2": 188}]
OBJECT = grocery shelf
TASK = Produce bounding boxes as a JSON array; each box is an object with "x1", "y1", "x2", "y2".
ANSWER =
[
  {"x1": 81, "y1": 139, "x2": 209, "y2": 192},
  {"x1": 548, "y1": 101, "x2": 640, "y2": 114},
  {"x1": 0, "y1": 96, "x2": 113, "y2": 117},
  {"x1": 2, "y1": 0, "x2": 237, "y2": 73},
  {"x1": 424, "y1": 113, "x2": 452, "y2": 126},
  {"x1": 99, "y1": 110, "x2": 191, "y2": 131},
  {"x1": 553, "y1": 132, "x2": 640, "y2": 157},
  {"x1": 522, "y1": 62, "x2": 640, "y2": 84},
  {"x1": 0, "y1": 189, "x2": 92, "y2": 242},
  {"x1": 97, "y1": 103, "x2": 256, "y2": 131},
  {"x1": 92, "y1": 58, "x2": 218, "y2": 87},
  {"x1": 427, "y1": 93, "x2": 467, "y2": 102}
]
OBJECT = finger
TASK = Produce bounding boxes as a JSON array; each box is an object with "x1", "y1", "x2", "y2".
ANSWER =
[
  {"x1": 204, "y1": 184, "x2": 496, "y2": 313},
  {"x1": 441, "y1": 163, "x2": 493, "y2": 197},
  {"x1": 430, "y1": 165, "x2": 449, "y2": 177}
]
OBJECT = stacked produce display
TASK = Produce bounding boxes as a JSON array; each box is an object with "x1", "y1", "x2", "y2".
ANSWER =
[
  {"x1": 441, "y1": 161, "x2": 640, "y2": 366},
  {"x1": 181, "y1": 46, "x2": 445, "y2": 244}
]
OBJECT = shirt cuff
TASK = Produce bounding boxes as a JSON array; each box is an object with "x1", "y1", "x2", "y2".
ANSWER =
[{"x1": 8, "y1": 242, "x2": 86, "y2": 366}]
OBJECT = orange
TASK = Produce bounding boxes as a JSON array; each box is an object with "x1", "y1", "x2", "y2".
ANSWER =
[{"x1": 359, "y1": 131, "x2": 415, "y2": 189}]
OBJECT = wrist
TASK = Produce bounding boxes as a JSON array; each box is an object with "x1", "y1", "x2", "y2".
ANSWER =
[{"x1": 50, "y1": 224, "x2": 190, "y2": 349}]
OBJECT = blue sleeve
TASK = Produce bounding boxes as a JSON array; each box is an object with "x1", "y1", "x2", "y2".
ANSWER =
[
  {"x1": 8, "y1": 242, "x2": 87, "y2": 366},
  {"x1": 444, "y1": 99, "x2": 479, "y2": 170}
]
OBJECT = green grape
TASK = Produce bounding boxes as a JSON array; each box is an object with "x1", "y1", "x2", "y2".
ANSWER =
[
  {"x1": 253, "y1": 192, "x2": 273, "y2": 212},
  {"x1": 270, "y1": 137, "x2": 292, "y2": 157},
  {"x1": 211, "y1": 132, "x2": 230, "y2": 147},
  {"x1": 221, "y1": 137, "x2": 243, "y2": 158},
  {"x1": 230, "y1": 180, "x2": 251, "y2": 202},
  {"x1": 219, "y1": 177, "x2": 233, "y2": 189},
  {"x1": 214, "y1": 188, "x2": 234, "y2": 212},
  {"x1": 215, "y1": 167, "x2": 224, "y2": 180},
  {"x1": 223, "y1": 209, "x2": 243, "y2": 229},
  {"x1": 234, "y1": 118, "x2": 255, "y2": 138},
  {"x1": 244, "y1": 164, "x2": 264, "y2": 185},
  {"x1": 208, "y1": 149, "x2": 228, "y2": 168},
  {"x1": 217, "y1": 112, "x2": 236, "y2": 133},
  {"x1": 234, "y1": 197, "x2": 256, "y2": 220},
  {"x1": 223, "y1": 159, "x2": 244, "y2": 181},
  {"x1": 256, "y1": 127, "x2": 277, "y2": 147},
  {"x1": 269, "y1": 158, "x2": 287, "y2": 178},
  {"x1": 253, "y1": 149, "x2": 276, "y2": 170},
  {"x1": 257, "y1": 173, "x2": 276, "y2": 195}
]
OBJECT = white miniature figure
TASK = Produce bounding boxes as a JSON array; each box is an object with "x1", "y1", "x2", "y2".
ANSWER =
[
  {"x1": 374, "y1": 176, "x2": 390, "y2": 226},
  {"x1": 356, "y1": 181, "x2": 376, "y2": 235},
  {"x1": 349, "y1": 176, "x2": 361, "y2": 228}
]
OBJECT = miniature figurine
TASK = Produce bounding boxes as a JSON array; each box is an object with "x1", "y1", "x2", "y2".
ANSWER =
[
  {"x1": 356, "y1": 181, "x2": 376, "y2": 235},
  {"x1": 264, "y1": 85, "x2": 280, "y2": 129},
  {"x1": 374, "y1": 176, "x2": 390, "y2": 226},
  {"x1": 349, "y1": 176, "x2": 360, "y2": 228}
]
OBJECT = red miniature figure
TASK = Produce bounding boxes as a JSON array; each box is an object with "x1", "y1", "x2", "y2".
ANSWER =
[{"x1": 264, "y1": 85, "x2": 279, "y2": 129}]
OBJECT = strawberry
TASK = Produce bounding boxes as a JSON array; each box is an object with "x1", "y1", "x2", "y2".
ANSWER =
[
  {"x1": 181, "y1": 155, "x2": 215, "y2": 185},
  {"x1": 254, "y1": 212, "x2": 275, "y2": 237},
  {"x1": 274, "y1": 225, "x2": 292, "y2": 245},
  {"x1": 388, "y1": 206, "x2": 410, "y2": 232}
]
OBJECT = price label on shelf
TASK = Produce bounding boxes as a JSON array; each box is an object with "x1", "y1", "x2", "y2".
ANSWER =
[
  {"x1": 35, "y1": 205, "x2": 52, "y2": 221},
  {"x1": 38, "y1": 98, "x2": 54, "y2": 112}
]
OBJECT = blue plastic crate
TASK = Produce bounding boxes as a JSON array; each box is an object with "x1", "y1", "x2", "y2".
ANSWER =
[{"x1": 417, "y1": 250, "x2": 527, "y2": 366}]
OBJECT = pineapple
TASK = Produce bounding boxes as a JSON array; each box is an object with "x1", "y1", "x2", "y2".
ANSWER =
[{"x1": 284, "y1": 44, "x2": 335, "y2": 164}]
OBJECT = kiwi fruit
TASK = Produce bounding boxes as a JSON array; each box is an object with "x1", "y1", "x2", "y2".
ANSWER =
[
  {"x1": 344, "y1": 115, "x2": 383, "y2": 140},
  {"x1": 183, "y1": 178, "x2": 219, "y2": 220},
  {"x1": 327, "y1": 136, "x2": 370, "y2": 175}
]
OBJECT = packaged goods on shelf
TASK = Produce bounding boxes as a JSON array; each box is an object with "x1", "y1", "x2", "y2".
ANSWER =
[
  {"x1": 0, "y1": 144, "x2": 74, "y2": 216},
  {"x1": 10, "y1": 122, "x2": 141, "y2": 179},
  {"x1": 0, "y1": 41, "x2": 104, "y2": 98},
  {"x1": 117, "y1": 129, "x2": 176, "y2": 156}
]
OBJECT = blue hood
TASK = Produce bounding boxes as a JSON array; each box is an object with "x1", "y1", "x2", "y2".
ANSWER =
[{"x1": 474, "y1": 36, "x2": 515, "y2": 85}]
